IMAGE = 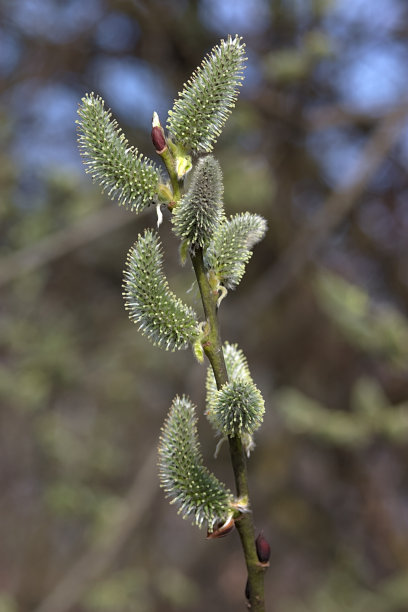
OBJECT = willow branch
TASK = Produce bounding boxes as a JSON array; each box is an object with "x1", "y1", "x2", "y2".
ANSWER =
[{"x1": 190, "y1": 247, "x2": 266, "y2": 612}]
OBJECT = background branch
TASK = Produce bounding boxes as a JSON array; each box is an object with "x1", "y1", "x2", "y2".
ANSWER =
[
  {"x1": 0, "y1": 206, "x2": 135, "y2": 287},
  {"x1": 247, "y1": 104, "x2": 408, "y2": 312},
  {"x1": 33, "y1": 448, "x2": 158, "y2": 612}
]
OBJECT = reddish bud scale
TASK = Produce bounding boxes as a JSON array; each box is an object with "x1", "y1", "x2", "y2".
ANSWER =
[
  {"x1": 206, "y1": 516, "x2": 235, "y2": 539},
  {"x1": 151, "y1": 126, "x2": 167, "y2": 153},
  {"x1": 255, "y1": 532, "x2": 271, "y2": 564}
]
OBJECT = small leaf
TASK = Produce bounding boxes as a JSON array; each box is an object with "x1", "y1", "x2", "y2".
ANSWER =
[
  {"x1": 77, "y1": 93, "x2": 160, "y2": 212},
  {"x1": 205, "y1": 213, "x2": 267, "y2": 290},
  {"x1": 158, "y1": 395, "x2": 233, "y2": 529},
  {"x1": 193, "y1": 337, "x2": 205, "y2": 363},
  {"x1": 172, "y1": 156, "x2": 224, "y2": 249},
  {"x1": 123, "y1": 229, "x2": 199, "y2": 351},
  {"x1": 167, "y1": 35, "x2": 246, "y2": 153}
]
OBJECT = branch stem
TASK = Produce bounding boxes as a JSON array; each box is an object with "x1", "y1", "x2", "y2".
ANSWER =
[
  {"x1": 159, "y1": 138, "x2": 266, "y2": 610},
  {"x1": 156, "y1": 143, "x2": 181, "y2": 201},
  {"x1": 190, "y1": 248, "x2": 266, "y2": 612}
]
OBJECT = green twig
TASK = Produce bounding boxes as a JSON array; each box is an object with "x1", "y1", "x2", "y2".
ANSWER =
[
  {"x1": 159, "y1": 115, "x2": 266, "y2": 612},
  {"x1": 160, "y1": 146, "x2": 181, "y2": 200},
  {"x1": 191, "y1": 248, "x2": 266, "y2": 612}
]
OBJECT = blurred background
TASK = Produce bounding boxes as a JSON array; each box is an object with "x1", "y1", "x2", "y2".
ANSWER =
[{"x1": 1, "y1": 0, "x2": 408, "y2": 610}]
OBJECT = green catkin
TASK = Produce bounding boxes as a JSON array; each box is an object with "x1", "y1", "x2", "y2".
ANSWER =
[
  {"x1": 207, "y1": 379, "x2": 265, "y2": 438},
  {"x1": 167, "y1": 35, "x2": 246, "y2": 153},
  {"x1": 123, "y1": 230, "x2": 199, "y2": 351},
  {"x1": 77, "y1": 93, "x2": 160, "y2": 212},
  {"x1": 158, "y1": 396, "x2": 234, "y2": 529},
  {"x1": 205, "y1": 212, "x2": 267, "y2": 290},
  {"x1": 206, "y1": 342, "x2": 252, "y2": 405},
  {"x1": 172, "y1": 155, "x2": 224, "y2": 250},
  {"x1": 206, "y1": 343, "x2": 264, "y2": 456}
]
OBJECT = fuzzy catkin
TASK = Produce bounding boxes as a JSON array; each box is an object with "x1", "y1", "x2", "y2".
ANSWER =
[
  {"x1": 172, "y1": 156, "x2": 224, "y2": 249},
  {"x1": 205, "y1": 212, "x2": 267, "y2": 290},
  {"x1": 158, "y1": 396, "x2": 233, "y2": 529},
  {"x1": 77, "y1": 93, "x2": 160, "y2": 212},
  {"x1": 123, "y1": 230, "x2": 199, "y2": 351},
  {"x1": 208, "y1": 379, "x2": 265, "y2": 438},
  {"x1": 167, "y1": 35, "x2": 246, "y2": 153},
  {"x1": 206, "y1": 343, "x2": 264, "y2": 454},
  {"x1": 206, "y1": 342, "x2": 252, "y2": 407}
]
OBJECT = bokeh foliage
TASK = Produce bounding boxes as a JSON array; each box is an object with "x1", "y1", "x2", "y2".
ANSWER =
[{"x1": 1, "y1": 1, "x2": 408, "y2": 611}]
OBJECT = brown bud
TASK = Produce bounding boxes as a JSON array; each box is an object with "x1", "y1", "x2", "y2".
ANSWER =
[
  {"x1": 151, "y1": 126, "x2": 166, "y2": 153},
  {"x1": 207, "y1": 516, "x2": 235, "y2": 539},
  {"x1": 255, "y1": 532, "x2": 271, "y2": 564}
]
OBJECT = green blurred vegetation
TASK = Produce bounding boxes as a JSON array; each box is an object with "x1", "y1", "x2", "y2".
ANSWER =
[{"x1": 1, "y1": 1, "x2": 408, "y2": 611}]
